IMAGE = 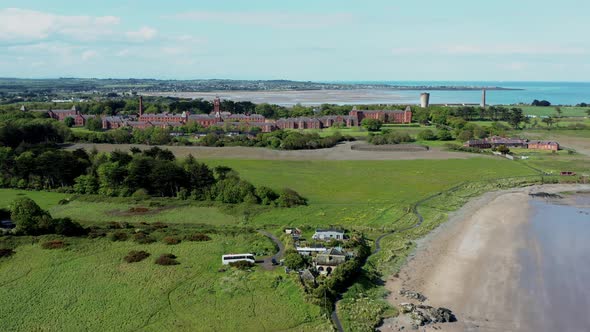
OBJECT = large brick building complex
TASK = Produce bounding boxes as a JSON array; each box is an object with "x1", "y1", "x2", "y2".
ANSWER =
[{"x1": 33, "y1": 95, "x2": 414, "y2": 132}]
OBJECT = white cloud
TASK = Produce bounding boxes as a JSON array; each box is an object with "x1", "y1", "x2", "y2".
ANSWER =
[
  {"x1": 0, "y1": 8, "x2": 120, "y2": 41},
  {"x1": 170, "y1": 11, "x2": 352, "y2": 28},
  {"x1": 126, "y1": 26, "x2": 157, "y2": 41},
  {"x1": 81, "y1": 50, "x2": 98, "y2": 61}
]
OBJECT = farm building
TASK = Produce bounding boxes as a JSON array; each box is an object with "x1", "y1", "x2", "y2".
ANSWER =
[{"x1": 464, "y1": 136, "x2": 560, "y2": 151}]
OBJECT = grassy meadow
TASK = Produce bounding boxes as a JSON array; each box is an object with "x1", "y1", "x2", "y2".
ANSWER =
[
  {"x1": 0, "y1": 234, "x2": 329, "y2": 331},
  {"x1": 2, "y1": 134, "x2": 587, "y2": 331}
]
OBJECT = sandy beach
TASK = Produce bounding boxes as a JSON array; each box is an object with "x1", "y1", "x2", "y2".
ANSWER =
[{"x1": 381, "y1": 184, "x2": 590, "y2": 332}]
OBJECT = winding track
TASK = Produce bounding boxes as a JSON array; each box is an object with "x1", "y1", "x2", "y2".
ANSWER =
[{"x1": 256, "y1": 230, "x2": 285, "y2": 270}]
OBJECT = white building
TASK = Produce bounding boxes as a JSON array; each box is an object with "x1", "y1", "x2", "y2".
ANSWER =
[{"x1": 312, "y1": 229, "x2": 344, "y2": 241}]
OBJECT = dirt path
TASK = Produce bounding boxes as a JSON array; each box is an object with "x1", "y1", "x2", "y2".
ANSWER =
[
  {"x1": 64, "y1": 142, "x2": 483, "y2": 161},
  {"x1": 380, "y1": 184, "x2": 590, "y2": 332}
]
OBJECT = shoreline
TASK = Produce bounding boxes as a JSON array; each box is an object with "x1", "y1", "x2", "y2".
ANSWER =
[{"x1": 380, "y1": 184, "x2": 590, "y2": 332}]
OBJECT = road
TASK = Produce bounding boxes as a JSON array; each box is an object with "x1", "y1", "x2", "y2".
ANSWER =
[{"x1": 256, "y1": 230, "x2": 285, "y2": 270}]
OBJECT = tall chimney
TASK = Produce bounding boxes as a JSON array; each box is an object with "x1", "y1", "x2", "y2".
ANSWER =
[
  {"x1": 139, "y1": 96, "x2": 144, "y2": 116},
  {"x1": 481, "y1": 89, "x2": 486, "y2": 108},
  {"x1": 213, "y1": 96, "x2": 221, "y2": 114}
]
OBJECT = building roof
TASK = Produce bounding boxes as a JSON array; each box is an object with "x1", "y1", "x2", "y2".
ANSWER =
[{"x1": 315, "y1": 228, "x2": 344, "y2": 234}]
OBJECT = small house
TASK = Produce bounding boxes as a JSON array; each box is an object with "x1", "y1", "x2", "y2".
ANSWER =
[
  {"x1": 284, "y1": 227, "x2": 302, "y2": 240},
  {"x1": 314, "y1": 248, "x2": 347, "y2": 275},
  {"x1": 312, "y1": 228, "x2": 344, "y2": 241}
]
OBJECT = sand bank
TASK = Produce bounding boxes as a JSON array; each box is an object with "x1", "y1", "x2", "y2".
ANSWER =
[{"x1": 381, "y1": 184, "x2": 590, "y2": 332}]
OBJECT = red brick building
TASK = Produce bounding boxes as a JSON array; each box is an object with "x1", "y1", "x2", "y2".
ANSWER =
[
  {"x1": 527, "y1": 141, "x2": 559, "y2": 151},
  {"x1": 47, "y1": 106, "x2": 79, "y2": 121},
  {"x1": 74, "y1": 114, "x2": 97, "y2": 126},
  {"x1": 349, "y1": 106, "x2": 412, "y2": 124}
]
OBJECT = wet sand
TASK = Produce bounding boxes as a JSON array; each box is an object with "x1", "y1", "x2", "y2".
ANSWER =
[{"x1": 381, "y1": 184, "x2": 590, "y2": 332}]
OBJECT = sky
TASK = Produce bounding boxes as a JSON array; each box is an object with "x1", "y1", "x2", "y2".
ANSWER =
[{"x1": 1, "y1": 0, "x2": 590, "y2": 81}]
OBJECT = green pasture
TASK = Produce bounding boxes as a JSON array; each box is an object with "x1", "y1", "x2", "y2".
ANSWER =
[
  {"x1": 0, "y1": 234, "x2": 329, "y2": 331},
  {"x1": 202, "y1": 158, "x2": 537, "y2": 228},
  {"x1": 516, "y1": 105, "x2": 589, "y2": 117}
]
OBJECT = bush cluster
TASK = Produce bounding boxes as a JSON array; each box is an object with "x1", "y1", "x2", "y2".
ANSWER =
[
  {"x1": 186, "y1": 233, "x2": 211, "y2": 242},
  {"x1": 124, "y1": 250, "x2": 150, "y2": 263},
  {"x1": 41, "y1": 240, "x2": 66, "y2": 249},
  {"x1": 368, "y1": 131, "x2": 415, "y2": 145},
  {"x1": 163, "y1": 236, "x2": 181, "y2": 245},
  {"x1": 9, "y1": 197, "x2": 86, "y2": 236},
  {"x1": 109, "y1": 231, "x2": 128, "y2": 242},
  {"x1": 155, "y1": 253, "x2": 179, "y2": 265},
  {"x1": 133, "y1": 232, "x2": 155, "y2": 244},
  {"x1": 0, "y1": 248, "x2": 15, "y2": 258}
]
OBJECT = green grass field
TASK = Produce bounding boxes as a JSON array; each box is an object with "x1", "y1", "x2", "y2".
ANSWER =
[
  {"x1": 0, "y1": 234, "x2": 329, "y2": 331},
  {"x1": 517, "y1": 105, "x2": 589, "y2": 117},
  {"x1": 0, "y1": 150, "x2": 582, "y2": 332},
  {"x1": 201, "y1": 158, "x2": 537, "y2": 229}
]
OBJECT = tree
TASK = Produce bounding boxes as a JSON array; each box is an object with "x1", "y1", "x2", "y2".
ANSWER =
[
  {"x1": 532, "y1": 100, "x2": 551, "y2": 107},
  {"x1": 555, "y1": 107, "x2": 563, "y2": 118},
  {"x1": 283, "y1": 252, "x2": 306, "y2": 270},
  {"x1": 417, "y1": 129, "x2": 436, "y2": 141},
  {"x1": 507, "y1": 108, "x2": 525, "y2": 129},
  {"x1": 496, "y1": 145, "x2": 510, "y2": 155},
  {"x1": 360, "y1": 118, "x2": 383, "y2": 132},
  {"x1": 64, "y1": 117, "x2": 75, "y2": 128},
  {"x1": 437, "y1": 129, "x2": 453, "y2": 141},
  {"x1": 85, "y1": 118, "x2": 103, "y2": 131},
  {"x1": 276, "y1": 188, "x2": 307, "y2": 207},
  {"x1": 10, "y1": 197, "x2": 51, "y2": 235},
  {"x1": 542, "y1": 116, "x2": 555, "y2": 129}
]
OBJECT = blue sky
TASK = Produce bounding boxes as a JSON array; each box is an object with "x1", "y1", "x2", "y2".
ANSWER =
[{"x1": 1, "y1": 0, "x2": 589, "y2": 81}]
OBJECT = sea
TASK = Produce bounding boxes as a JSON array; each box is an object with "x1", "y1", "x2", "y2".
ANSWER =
[
  {"x1": 326, "y1": 81, "x2": 590, "y2": 106},
  {"x1": 519, "y1": 194, "x2": 590, "y2": 331}
]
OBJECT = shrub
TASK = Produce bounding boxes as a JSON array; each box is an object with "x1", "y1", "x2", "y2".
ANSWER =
[
  {"x1": 124, "y1": 250, "x2": 150, "y2": 263},
  {"x1": 0, "y1": 248, "x2": 15, "y2": 258},
  {"x1": 155, "y1": 253, "x2": 179, "y2": 265},
  {"x1": 276, "y1": 188, "x2": 307, "y2": 208},
  {"x1": 133, "y1": 232, "x2": 155, "y2": 244},
  {"x1": 106, "y1": 221, "x2": 122, "y2": 229},
  {"x1": 53, "y1": 218, "x2": 87, "y2": 236},
  {"x1": 186, "y1": 233, "x2": 211, "y2": 242},
  {"x1": 87, "y1": 227, "x2": 106, "y2": 238},
  {"x1": 152, "y1": 222, "x2": 168, "y2": 229},
  {"x1": 283, "y1": 252, "x2": 306, "y2": 270},
  {"x1": 109, "y1": 231, "x2": 128, "y2": 242},
  {"x1": 417, "y1": 129, "x2": 437, "y2": 141},
  {"x1": 41, "y1": 240, "x2": 66, "y2": 249},
  {"x1": 131, "y1": 189, "x2": 150, "y2": 201},
  {"x1": 163, "y1": 236, "x2": 181, "y2": 245},
  {"x1": 229, "y1": 260, "x2": 255, "y2": 270}
]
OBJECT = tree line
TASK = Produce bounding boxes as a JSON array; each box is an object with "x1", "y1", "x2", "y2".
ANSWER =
[{"x1": 0, "y1": 144, "x2": 306, "y2": 207}]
